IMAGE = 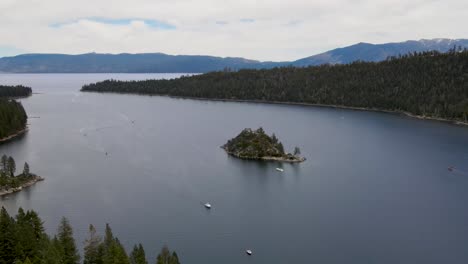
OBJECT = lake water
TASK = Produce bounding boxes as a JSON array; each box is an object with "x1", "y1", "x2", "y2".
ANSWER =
[{"x1": 1, "y1": 73, "x2": 468, "y2": 264}]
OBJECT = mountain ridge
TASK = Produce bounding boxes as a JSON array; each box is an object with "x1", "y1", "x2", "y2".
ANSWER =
[{"x1": 1, "y1": 38, "x2": 467, "y2": 73}]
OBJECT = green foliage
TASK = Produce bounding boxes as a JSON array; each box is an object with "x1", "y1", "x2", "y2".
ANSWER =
[
  {"x1": 1, "y1": 155, "x2": 7, "y2": 173},
  {"x1": 156, "y1": 246, "x2": 180, "y2": 264},
  {"x1": 223, "y1": 128, "x2": 289, "y2": 159},
  {"x1": 23, "y1": 162, "x2": 30, "y2": 176},
  {"x1": 14, "y1": 208, "x2": 45, "y2": 261},
  {"x1": 0, "y1": 99, "x2": 28, "y2": 139},
  {"x1": 84, "y1": 224, "x2": 103, "y2": 264},
  {"x1": 102, "y1": 224, "x2": 129, "y2": 264},
  {"x1": 0, "y1": 207, "x2": 49, "y2": 264},
  {"x1": 0, "y1": 155, "x2": 37, "y2": 191},
  {"x1": 0, "y1": 85, "x2": 32, "y2": 98},
  {"x1": 130, "y1": 244, "x2": 148, "y2": 264},
  {"x1": 57, "y1": 217, "x2": 80, "y2": 264},
  {"x1": 294, "y1": 147, "x2": 301, "y2": 156},
  {"x1": 7, "y1": 156, "x2": 15, "y2": 177},
  {"x1": 82, "y1": 50, "x2": 468, "y2": 122},
  {"x1": 0, "y1": 208, "x2": 180, "y2": 263},
  {"x1": 0, "y1": 207, "x2": 16, "y2": 264}
]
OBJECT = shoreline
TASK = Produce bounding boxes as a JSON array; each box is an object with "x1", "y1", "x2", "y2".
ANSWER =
[
  {"x1": 224, "y1": 149, "x2": 306, "y2": 163},
  {"x1": 9, "y1": 94, "x2": 33, "y2": 100},
  {"x1": 166, "y1": 96, "x2": 468, "y2": 126},
  {"x1": 0, "y1": 127, "x2": 28, "y2": 143},
  {"x1": 82, "y1": 91, "x2": 468, "y2": 126},
  {"x1": 0, "y1": 176, "x2": 44, "y2": 197}
]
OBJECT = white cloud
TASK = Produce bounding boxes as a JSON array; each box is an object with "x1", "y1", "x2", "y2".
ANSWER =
[{"x1": 0, "y1": 0, "x2": 467, "y2": 60}]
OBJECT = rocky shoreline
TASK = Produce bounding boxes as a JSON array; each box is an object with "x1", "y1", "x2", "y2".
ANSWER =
[
  {"x1": 0, "y1": 127, "x2": 28, "y2": 143},
  {"x1": 224, "y1": 149, "x2": 306, "y2": 163},
  {"x1": 0, "y1": 175, "x2": 44, "y2": 197},
  {"x1": 157, "y1": 95, "x2": 468, "y2": 127}
]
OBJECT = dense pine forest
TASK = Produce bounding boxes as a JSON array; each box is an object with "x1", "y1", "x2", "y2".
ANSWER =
[
  {"x1": 0, "y1": 207, "x2": 180, "y2": 264},
  {"x1": 0, "y1": 99, "x2": 28, "y2": 139},
  {"x1": 82, "y1": 50, "x2": 468, "y2": 123},
  {"x1": 0, "y1": 85, "x2": 32, "y2": 98},
  {"x1": 0, "y1": 85, "x2": 30, "y2": 139}
]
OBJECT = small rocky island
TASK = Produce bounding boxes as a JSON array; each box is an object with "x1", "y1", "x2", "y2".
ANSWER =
[
  {"x1": 0, "y1": 155, "x2": 43, "y2": 197},
  {"x1": 222, "y1": 128, "x2": 305, "y2": 163}
]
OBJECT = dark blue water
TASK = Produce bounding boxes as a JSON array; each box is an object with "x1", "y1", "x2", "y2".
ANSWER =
[{"x1": 0, "y1": 73, "x2": 468, "y2": 264}]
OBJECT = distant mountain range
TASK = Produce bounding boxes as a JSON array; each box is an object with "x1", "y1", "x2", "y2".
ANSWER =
[
  {"x1": 1, "y1": 38, "x2": 467, "y2": 73},
  {"x1": 293, "y1": 38, "x2": 468, "y2": 66}
]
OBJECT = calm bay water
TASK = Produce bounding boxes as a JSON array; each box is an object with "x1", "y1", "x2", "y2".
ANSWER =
[{"x1": 1, "y1": 73, "x2": 468, "y2": 263}]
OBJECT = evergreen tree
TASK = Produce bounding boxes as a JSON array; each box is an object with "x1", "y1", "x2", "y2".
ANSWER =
[
  {"x1": 102, "y1": 224, "x2": 129, "y2": 264},
  {"x1": 112, "y1": 238, "x2": 130, "y2": 264},
  {"x1": 7, "y1": 156, "x2": 15, "y2": 177},
  {"x1": 57, "y1": 217, "x2": 80, "y2": 264},
  {"x1": 156, "y1": 246, "x2": 180, "y2": 264},
  {"x1": 271, "y1": 133, "x2": 278, "y2": 144},
  {"x1": 277, "y1": 142, "x2": 284, "y2": 154},
  {"x1": 15, "y1": 208, "x2": 38, "y2": 260},
  {"x1": 0, "y1": 207, "x2": 16, "y2": 264},
  {"x1": 156, "y1": 246, "x2": 171, "y2": 264},
  {"x1": 23, "y1": 162, "x2": 30, "y2": 177},
  {"x1": 293, "y1": 146, "x2": 301, "y2": 156},
  {"x1": 170, "y1": 252, "x2": 180, "y2": 264},
  {"x1": 84, "y1": 224, "x2": 103, "y2": 264},
  {"x1": 129, "y1": 244, "x2": 147, "y2": 264},
  {"x1": 0, "y1": 155, "x2": 7, "y2": 174},
  {"x1": 42, "y1": 236, "x2": 64, "y2": 264},
  {"x1": 27, "y1": 210, "x2": 44, "y2": 240},
  {"x1": 102, "y1": 223, "x2": 114, "y2": 263},
  {"x1": 36, "y1": 235, "x2": 62, "y2": 264}
]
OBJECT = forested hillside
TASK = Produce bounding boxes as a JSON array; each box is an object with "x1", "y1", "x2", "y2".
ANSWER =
[
  {"x1": 0, "y1": 99, "x2": 28, "y2": 139},
  {"x1": 0, "y1": 207, "x2": 180, "y2": 264},
  {"x1": 0, "y1": 85, "x2": 31, "y2": 139},
  {"x1": 82, "y1": 50, "x2": 468, "y2": 123}
]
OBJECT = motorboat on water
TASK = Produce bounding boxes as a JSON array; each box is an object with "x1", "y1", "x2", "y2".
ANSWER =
[
  {"x1": 204, "y1": 203, "x2": 212, "y2": 209},
  {"x1": 276, "y1": 168, "x2": 284, "y2": 172},
  {"x1": 246, "y1": 249, "x2": 253, "y2": 255}
]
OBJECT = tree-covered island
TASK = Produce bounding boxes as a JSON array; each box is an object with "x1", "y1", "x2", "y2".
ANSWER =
[
  {"x1": 222, "y1": 128, "x2": 305, "y2": 162},
  {"x1": 0, "y1": 155, "x2": 43, "y2": 197}
]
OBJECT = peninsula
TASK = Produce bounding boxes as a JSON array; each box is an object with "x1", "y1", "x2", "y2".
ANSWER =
[
  {"x1": 222, "y1": 128, "x2": 305, "y2": 163},
  {"x1": 0, "y1": 155, "x2": 43, "y2": 197},
  {"x1": 81, "y1": 50, "x2": 468, "y2": 125},
  {"x1": 0, "y1": 85, "x2": 31, "y2": 142}
]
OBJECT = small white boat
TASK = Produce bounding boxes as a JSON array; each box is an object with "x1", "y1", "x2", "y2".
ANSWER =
[
  {"x1": 204, "y1": 203, "x2": 212, "y2": 209},
  {"x1": 276, "y1": 168, "x2": 284, "y2": 172},
  {"x1": 246, "y1": 249, "x2": 253, "y2": 255}
]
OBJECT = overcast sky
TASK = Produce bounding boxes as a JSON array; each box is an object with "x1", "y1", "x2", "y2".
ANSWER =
[{"x1": 0, "y1": 0, "x2": 467, "y2": 61}]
